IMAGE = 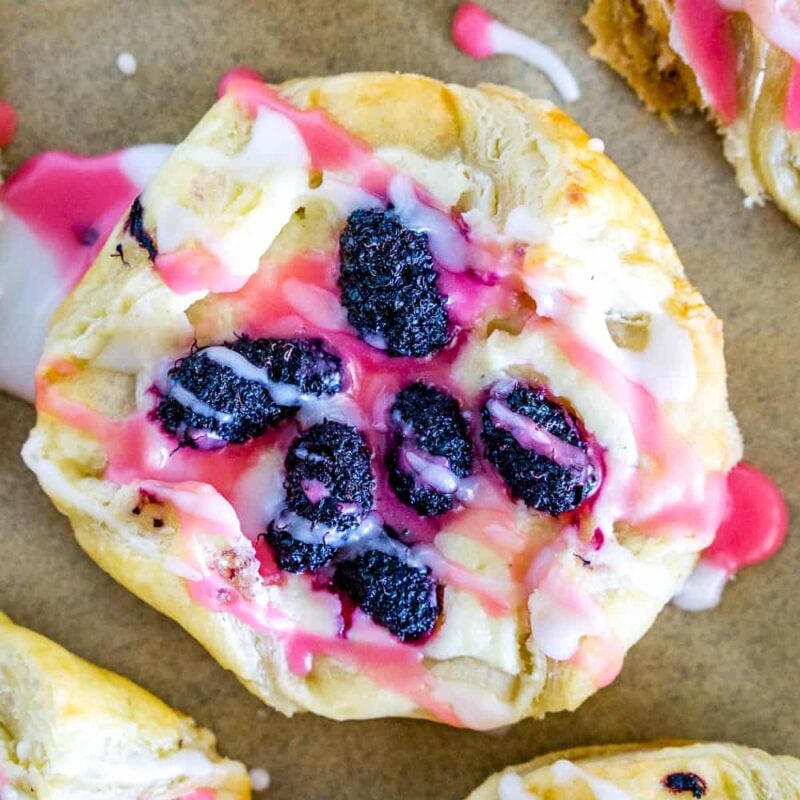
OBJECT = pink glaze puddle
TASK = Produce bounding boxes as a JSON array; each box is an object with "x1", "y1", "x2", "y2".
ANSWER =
[
  {"x1": 176, "y1": 790, "x2": 216, "y2": 800},
  {"x1": 785, "y1": 61, "x2": 800, "y2": 130},
  {"x1": 673, "y1": 0, "x2": 739, "y2": 123},
  {"x1": 0, "y1": 100, "x2": 17, "y2": 148},
  {"x1": 705, "y1": 461, "x2": 789, "y2": 574}
]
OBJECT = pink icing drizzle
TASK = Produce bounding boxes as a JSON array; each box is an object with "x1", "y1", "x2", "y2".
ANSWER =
[
  {"x1": 673, "y1": 0, "x2": 739, "y2": 123},
  {"x1": 673, "y1": 0, "x2": 800, "y2": 127},
  {"x1": 176, "y1": 791, "x2": 216, "y2": 800},
  {"x1": 2, "y1": 150, "x2": 140, "y2": 289},
  {"x1": 705, "y1": 461, "x2": 789, "y2": 574},
  {"x1": 0, "y1": 100, "x2": 17, "y2": 148},
  {"x1": 216, "y1": 66, "x2": 264, "y2": 99},
  {"x1": 452, "y1": 2, "x2": 495, "y2": 59},
  {"x1": 785, "y1": 61, "x2": 800, "y2": 130}
]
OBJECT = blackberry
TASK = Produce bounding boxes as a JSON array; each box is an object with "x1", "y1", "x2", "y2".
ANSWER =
[
  {"x1": 481, "y1": 381, "x2": 598, "y2": 515},
  {"x1": 663, "y1": 774, "x2": 707, "y2": 798},
  {"x1": 387, "y1": 382, "x2": 473, "y2": 516},
  {"x1": 124, "y1": 196, "x2": 158, "y2": 260},
  {"x1": 338, "y1": 208, "x2": 452, "y2": 357},
  {"x1": 334, "y1": 543, "x2": 441, "y2": 642},
  {"x1": 157, "y1": 337, "x2": 342, "y2": 448},
  {"x1": 284, "y1": 420, "x2": 375, "y2": 534},
  {"x1": 260, "y1": 525, "x2": 336, "y2": 574}
]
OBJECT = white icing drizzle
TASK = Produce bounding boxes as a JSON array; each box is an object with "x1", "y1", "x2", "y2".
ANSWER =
[
  {"x1": 489, "y1": 21, "x2": 581, "y2": 102},
  {"x1": 147, "y1": 107, "x2": 311, "y2": 288},
  {"x1": 672, "y1": 558, "x2": 729, "y2": 611},
  {"x1": 551, "y1": 759, "x2": 632, "y2": 800},
  {"x1": 485, "y1": 396, "x2": 589, "y2": 471},
  {"x1": 498, "y1": 773, "x2": 540, "y2": 800},
  {"x1": 201, "y1": 346, "x2": 307, "y2": 406},
  {"x1": 168, "y1": 382, "x2": 235, "y2": 423},
  {"x1": 401, "y1": 448, "x2": 460, "y2": 494},
  {"x1": 387, "y1": 174, "x2": 472, "y2": 272},
  {"x1": 503, "y1": 206, "x2": 550, "y2": 244}
]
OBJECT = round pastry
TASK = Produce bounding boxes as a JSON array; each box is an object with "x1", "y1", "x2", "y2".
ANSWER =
[
  {"x1": 584, "y1": 0, "x2": 800, "y2": 225},
  {"x1": 23, "y1": 72, "x2": 741, "y2": 729},
  {"x1": 0, "y1": 612, "x2": 250, "y2": 800},
  {"x1": 466, "y1": 741, "x2": 800, "y2": 800}
]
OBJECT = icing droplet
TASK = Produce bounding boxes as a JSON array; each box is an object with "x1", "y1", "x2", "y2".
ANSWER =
[
  {"x1": 705, "y1": 461, "x2": 788, "y2": 574},
  {"x1": 451, "y1": 2, "x2": 580, "y2": 102},
  {"x1": 116, "y1": 52, "x2": 137, "y2": 76}
]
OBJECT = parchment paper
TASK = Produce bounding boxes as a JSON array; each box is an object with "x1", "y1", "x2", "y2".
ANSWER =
[{"x1": 1, "y1": 2, "x2": 798, "y2": 798}]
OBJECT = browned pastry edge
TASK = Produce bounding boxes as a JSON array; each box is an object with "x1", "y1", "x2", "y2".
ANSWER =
[{"x1": 583, "y1": 0, "x2": 703, "y2": 116}]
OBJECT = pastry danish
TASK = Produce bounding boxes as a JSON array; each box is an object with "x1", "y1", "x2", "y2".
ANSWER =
[
  {"x1": 0, "y1": 613, "x2": 249, "y2": 799},
  {"x1": 466, "y1": 741, "x2": 800, "y2": 799},
  {"x1": 584, "y1": 0, "x2": 800, "y2": 224},
  {"x1": 23, "y1": 72, "x2": 741, "y2": 728}
]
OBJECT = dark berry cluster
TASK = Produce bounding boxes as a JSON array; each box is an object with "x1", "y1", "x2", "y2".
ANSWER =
[
  {"x1": 387, "y1": 382, "x2": 473, "y2": 516},
  {"x1": 157, "y1": 336, "x2": 342, "y2": 449},
  {"x1": 334, "y1": 545, "x2": 440, "y2": 642},
  {"x1": 338, "y1": 208, "x2": 453, "y2": 358},
  {"x1": 481, "y1": 381, "x2": 599, "y2": 516},
  {"x1": 263, "y1": 422, "x2": 440, "y2": 641},
  {"x1": 264, "y1": 421, "x2": 374, "y2": 572},
  {"x1": 155, "y1": 204, "x2": 604, "y2": 645}
]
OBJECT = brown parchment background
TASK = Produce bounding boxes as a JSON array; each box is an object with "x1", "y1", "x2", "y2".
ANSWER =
[{"x1": 0, "y1": 1, "x2": 798, "y2": 797}]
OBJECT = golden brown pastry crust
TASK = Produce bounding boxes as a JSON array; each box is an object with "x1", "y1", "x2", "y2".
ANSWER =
[{"x1": 23, "y1": 72, "x2": 740, "y2": 727}]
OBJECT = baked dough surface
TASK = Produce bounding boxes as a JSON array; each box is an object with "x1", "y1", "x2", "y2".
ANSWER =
[
  {"x1": 23, "y1": 72, "x2": 741, "y2": 728},
  {"x1": 0, "y1": 612, "x2": 250, "y2": 799},
  {"x1": 466, "y1": 741, "x2": 800, "y2": 799}
]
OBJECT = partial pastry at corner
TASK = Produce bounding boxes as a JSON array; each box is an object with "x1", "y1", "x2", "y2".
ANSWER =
[
  {"x1": 466, "y1": 741, "x2": 800, "y2": 799},
  {"x1": 0, "y1": 612, "x2": 250, "y2": 800},
  {"x1": 584, "y1": 0, "x2": 800, "y2": 225},
  {"x1": 23, "y1": 69, "x2": 772, "y2": 729}
]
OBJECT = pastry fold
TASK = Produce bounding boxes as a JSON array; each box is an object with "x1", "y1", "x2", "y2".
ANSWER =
[
  {"x1": 0, "y1": 613, "x2": 250, "y2": 800},
  {"x1": 467, "y1": 741, "x2": 800, "y2": 799}
]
